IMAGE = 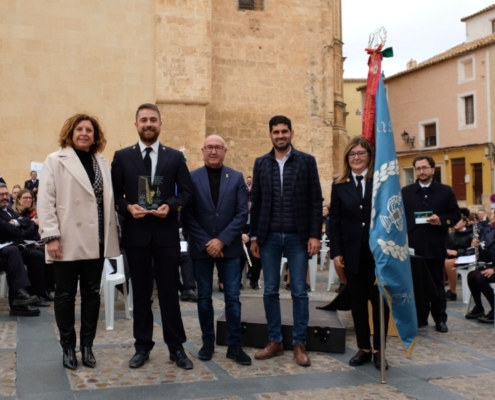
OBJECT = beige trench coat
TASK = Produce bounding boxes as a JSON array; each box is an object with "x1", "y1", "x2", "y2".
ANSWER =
[{"x1": 38, "y1": 147, "x2": 120, "y2": 263}]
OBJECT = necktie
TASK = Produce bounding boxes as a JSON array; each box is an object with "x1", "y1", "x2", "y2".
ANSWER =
[
  {"x1": 356, "y1": 175, "x2": 364, "y2": 202},
  {"x1": 144, "y1": 147, "x2": 152, "y2": 176}
]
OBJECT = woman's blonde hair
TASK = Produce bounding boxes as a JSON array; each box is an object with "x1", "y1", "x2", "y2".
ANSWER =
[{"x1": 335, "y1": 136, "x2": 374, "y2": 184}]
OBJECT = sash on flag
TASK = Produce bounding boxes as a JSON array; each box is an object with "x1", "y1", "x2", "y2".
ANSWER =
[{"x1": 369, "y1": 77, "x2": 418, "y2": 353}]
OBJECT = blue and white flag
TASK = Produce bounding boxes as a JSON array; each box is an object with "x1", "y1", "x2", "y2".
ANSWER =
[{"x1": 369, "y1": 76, "x2": 418, "y2": 352}]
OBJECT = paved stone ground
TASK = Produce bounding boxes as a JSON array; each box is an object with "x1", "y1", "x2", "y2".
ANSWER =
[{"x1": 0, "y1": 269, "x2": 493, "y2": 400}]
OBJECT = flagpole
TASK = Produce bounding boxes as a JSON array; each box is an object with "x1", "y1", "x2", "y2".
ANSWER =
[{"x1": 380, "y1": 295, "x2": 386, "y2": 383}]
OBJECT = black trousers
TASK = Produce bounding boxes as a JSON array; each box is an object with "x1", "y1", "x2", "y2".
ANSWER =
[
  {"x1": 0, "y1": 246, "x2": 31, "y2": 306},
  {"x1": 179, "y1": 252, "x2": 196, "y2": 291},
  {"x1": 53, "y1": 257, "x2": 104, "y2": 349},
  {"x1": 468, "y1": 269, "x2": 495, "y2": 310},
  {"x1": 423, "y1": 258, "x2": 447, "y2": 324},
  {"x1": 345, "y1": 242, "x2": 389, "y2": 351},
  {"x1": 21, "y1": 248, "x2": 45, "y2": 298},
  {"x1": 125, "y1": 243, "x2": 186, "y2": 353}
]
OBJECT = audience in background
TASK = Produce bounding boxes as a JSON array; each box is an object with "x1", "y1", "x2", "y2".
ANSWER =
[{"x1": 444, "y1": 216, "x2": 473, "y2": 301}]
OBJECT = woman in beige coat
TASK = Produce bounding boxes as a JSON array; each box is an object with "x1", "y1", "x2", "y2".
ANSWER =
[{"x1": 38, "y1": 114, "x2": 119, "y2": 370}]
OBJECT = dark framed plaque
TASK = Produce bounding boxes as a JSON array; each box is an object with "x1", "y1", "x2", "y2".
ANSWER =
[{"x1": 138, "y1": 175, "x2": 163, "y2": 210}]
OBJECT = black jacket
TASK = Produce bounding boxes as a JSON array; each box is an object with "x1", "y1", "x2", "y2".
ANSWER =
[
  {"x1": 478, "y1": 224, "x2": 495, "y2": 263},
  {"x1": 0, "y1": 207, "x2": 37, "y2": 245},
  {"x1": 111, "y1": 142, "x2": 194, "y2": 247},
  {"x1": 402, "y1": 181, "x2": 461, "y2": 259},
  {"x1": 250, "y1": 147, "x2": 323, "y2": 246},
  {"x1": 446, "y1": 226, "x2": 473, "y2": 257},
  {"x1": 328, "y1": 177, "x2": 373, "y2": 275}
]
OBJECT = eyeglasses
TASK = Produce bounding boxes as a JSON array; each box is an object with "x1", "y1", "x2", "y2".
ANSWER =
[
  {"x1": 203, "y1": 145, "x2": 225, "y2": 153},
  {"x1": 0, "y1": 193, "x2": 9, "y2": 198},
  {"x1": 415, "y1": 166, "x2": 431, "y2": 172},
  {"x1": 348, "y1": 151, "x2": 368, "y2": 158},
  {"x1": 20, "y1": 197, "x2": 33, "y2": 200}
]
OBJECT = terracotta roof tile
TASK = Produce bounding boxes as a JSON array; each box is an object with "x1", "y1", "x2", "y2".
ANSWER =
[{"x1": 461, "y1": 4, "x2": 495, "y2": 22}]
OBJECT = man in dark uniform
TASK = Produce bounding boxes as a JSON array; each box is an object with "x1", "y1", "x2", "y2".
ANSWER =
[
  {"x1": 402, "y1": 155, "x2": 461, "y2": 333},
  {"x1": 112, "y1": 103, "x2": 195, "y2": 370}
]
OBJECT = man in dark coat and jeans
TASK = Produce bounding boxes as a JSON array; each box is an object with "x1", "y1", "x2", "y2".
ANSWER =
[
  {"x1": 250, "y1": 115, "x2": 322, "y2": 366},
  {"x1": 402, "y1": 155, "x2": 461, "y2": 333}
]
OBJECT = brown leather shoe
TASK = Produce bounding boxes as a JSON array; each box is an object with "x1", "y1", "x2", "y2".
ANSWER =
[
  {"x1": 293, "y1": 344, "x2": 311, "y2": 366},
  {"x1": 254, "y1": 341, "x2": 284, "y2": 360}
]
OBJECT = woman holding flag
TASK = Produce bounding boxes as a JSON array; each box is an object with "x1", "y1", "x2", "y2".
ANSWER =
[{"x1": 328, "y1": 136, "x2": 389, "y2": 370}]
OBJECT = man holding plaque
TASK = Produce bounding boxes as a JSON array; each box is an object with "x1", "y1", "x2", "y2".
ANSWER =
[
  {"x1": 182, "y1": 135, "x2": 250, "y2": 365},
  {"x1": 111, "y1": 103, "x2": 195, "y2": 370},
  {"x1": 402, "y1": 155, "x2": 461, "y2": 333}
]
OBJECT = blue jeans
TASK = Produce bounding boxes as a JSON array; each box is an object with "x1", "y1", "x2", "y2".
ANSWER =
[
  {"x1": 260, "y1": 232, "x2": 309, "y2": 345},
  {"x1": 192, "y1": 257, "x2": 242, "y2": 346}
]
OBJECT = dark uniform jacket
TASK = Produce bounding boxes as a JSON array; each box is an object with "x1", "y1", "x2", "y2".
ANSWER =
[
  {"x1": 328, "y1": 177, "x2": 373, "y2": 275},
  {"x1": 402, "y1": 181, "x2": 461, "y2": 259},
  {"x1": 111, "y1": 143, "x2": 194, "y2": 248}
]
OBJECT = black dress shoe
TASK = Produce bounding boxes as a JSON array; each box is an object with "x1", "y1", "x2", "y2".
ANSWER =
[
  {"x1": 373, "y1": 351, "x2": 389, "y2": 370},
  {"x1": 349, "y1": 349, "x2": 372, "y2": 366},
  {"x1": 9, "y1": 305, "x2": 40, "y2": 316},
  {"x1": 466, "y1": 306, "x2": 485, "y2": 319},
  {"x1": 129, "y1": 351, "x2": 150, "y2": 368},
  {"x1": 12, "y1": 289, "x2": 39, "y2": 306},
  {"x1": 198, "y1": 341, "x2": 215, "y2": 361},
  {"x1": 35, "y1": 300, "x2": 50, "y2": 307},
  {"x1": 435, "y1": 322, "x2": 448, "y2": 333},
  {"x1": 478, "y1": 310, "x2": 494, "y2": 324},
  {"x1": 63, "y1": 348, "x2": 78, "y2": 370},
  {"x1": 250, "y1": 282, "x2": 260, "y2": 290},
  {"x1": 180, "y1": 289, "x2": 198, "y2": 302},
  {"x1": 170, "y1": 349, "x2": 193, "y2": 369},
  {"x1": 44, "y1": 290, "x2": 55, "y2": 301},
  {"x1": 226, "y1": 345, "x2": 252, "y2": 366},
  {"x1": 81, "y1": 346, "x2": 96, "y2": 368}
]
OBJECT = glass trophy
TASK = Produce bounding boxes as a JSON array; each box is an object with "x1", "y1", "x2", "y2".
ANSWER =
[{"x1": 138, "y1": 175, "x2": 164, "y2": 210}]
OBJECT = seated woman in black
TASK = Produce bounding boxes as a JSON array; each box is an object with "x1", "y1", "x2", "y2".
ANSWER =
[
  {"x1": 467, "y1": 211, "x2": 495, "y2": 324},
  {"x1": 444, "y1": 216, "x2": 473, "y2": 301}
]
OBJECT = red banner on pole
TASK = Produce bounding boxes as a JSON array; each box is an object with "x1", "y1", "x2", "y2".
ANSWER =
[{"x1": 362, "y1": 45, "x2": 383, "y2": 146}]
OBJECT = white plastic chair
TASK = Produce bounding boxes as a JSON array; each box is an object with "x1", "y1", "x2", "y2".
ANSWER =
[
  {"x1": 319, "y1": 236, "x2": 329, "y2": 271},
  {"x1": 327, "y1": 258, "x2": 337, "y2": 291},
  {"x1": 279, "y1": 257, "x2": 288, "y2": 287},
  {"x1": 308, "y1": 253, "x2": 318, "y2": 292},
  {"x1": 102, "y1": 255, "x2": 131, "y2": 330},
  {"x1": 0, "y1": 272, "x2": 7, "y2": 298}
]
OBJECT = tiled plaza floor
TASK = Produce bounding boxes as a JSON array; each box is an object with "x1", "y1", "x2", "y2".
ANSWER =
[{"x1": 0, "y1": 269, "x2": 493, "y2": 400}]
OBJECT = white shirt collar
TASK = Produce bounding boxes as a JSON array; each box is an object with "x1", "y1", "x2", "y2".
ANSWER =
[
  {"x1": 352, "y1": 168, "x2": 368, "y2": 180},
  {"x1": 138, "y1": 140, "x2": 160, "y2": 154},
  {"x1": 419, "y1": 182, "x2": 431, "y2": 188}
]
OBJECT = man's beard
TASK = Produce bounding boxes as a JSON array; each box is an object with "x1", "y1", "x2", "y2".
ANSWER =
[
  {"x1": 138, "y1": 128, "x2": 159, "y2": 143},
  {"x1": 273, "y1": 140, "x2": 291, "y2": 151}
]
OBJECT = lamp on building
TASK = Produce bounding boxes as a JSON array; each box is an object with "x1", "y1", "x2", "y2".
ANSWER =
[
  {"x1": 356, "y1": 109, "x2": 362, "y2": 115},
  {"x1": 401, "y1": 131, "x2": 415, "y2": 148}
]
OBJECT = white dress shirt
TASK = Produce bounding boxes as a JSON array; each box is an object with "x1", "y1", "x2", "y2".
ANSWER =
[{"x1": 138, "y1": 140, "x2": 160, "y2": 182}]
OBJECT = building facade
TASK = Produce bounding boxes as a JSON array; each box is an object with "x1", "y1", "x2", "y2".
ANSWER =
[
  {"x1": 0, "y1": 0, "x2": 346, "y2": 199},
  {"x1": 358, "y1": 5, "x2": 495, "y2": 207}
]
